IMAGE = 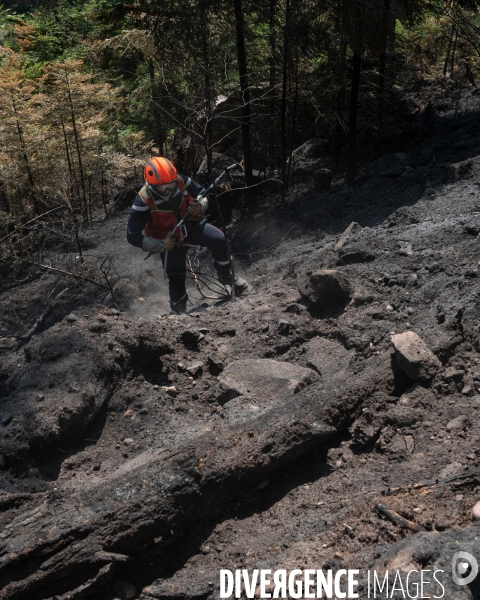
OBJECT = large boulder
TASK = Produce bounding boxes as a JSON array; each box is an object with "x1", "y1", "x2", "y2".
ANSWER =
[
  {"x1": 298, "y1": 269, "x2": 353, "y2": 310},
  {"x1": 218, "y1": 358, "x2": 319, "y2": 403},
  {"x1": 391, "y1": 331, "x2": 441, "y2": 382},
  {"x1": 306, "y1": 337, "x2": 353, "y2": 382},
  {"x1": 292, "y1": 138, "x2": 329, "y2": 175}
]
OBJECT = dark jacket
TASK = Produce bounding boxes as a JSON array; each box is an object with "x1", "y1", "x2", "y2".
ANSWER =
[{"x1": 126, "y1": 174, "x2": 206, "y2": 249}]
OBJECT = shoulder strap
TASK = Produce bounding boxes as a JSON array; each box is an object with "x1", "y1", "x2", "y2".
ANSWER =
[
  {"x1": 138, "y1": 185, "x2": 158, "y2": 212},
  {"x1": 177, "y1": 174, "x2": 190, "y2": 196}
]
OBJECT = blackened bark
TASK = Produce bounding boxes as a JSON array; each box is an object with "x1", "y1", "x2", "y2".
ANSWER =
[
  {"x1": 233, "y1": 0, "x2": 255, "y2": 213},
  {"x1": 347, "y1": 50, "x2": 362, "y2": 185}
]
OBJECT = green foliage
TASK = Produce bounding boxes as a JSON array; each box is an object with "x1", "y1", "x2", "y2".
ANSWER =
[{"x1": 1, "y1": 0, "x2": 480, "y2": 219}]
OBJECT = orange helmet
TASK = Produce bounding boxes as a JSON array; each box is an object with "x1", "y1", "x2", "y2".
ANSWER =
[{"x1": 144, "y1": 157, "x2": 177, "y2": 185}]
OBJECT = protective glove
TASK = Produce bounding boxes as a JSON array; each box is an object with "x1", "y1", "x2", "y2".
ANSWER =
[
  {"x1": 187, "y1": 196, "x2": 209, "y2": 217},
  {"x1": 164, "y1": 231, "x2": 176, "y2": 252},
  {"x1": 142, "y1": 236, "x2": 163, "y2": 254}
]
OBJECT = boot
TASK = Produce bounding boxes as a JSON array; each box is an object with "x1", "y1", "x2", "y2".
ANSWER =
[
  {"x1": 170, "y1": 294, "x2": 188, "y2": 314},
  {"x1": 216, "y1": 267, "x2": 249, "y2": 294}
]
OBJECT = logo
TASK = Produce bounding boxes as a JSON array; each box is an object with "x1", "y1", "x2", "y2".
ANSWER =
[{"x1": 452, "y1": 551, "x2": 478, "y2": 586}]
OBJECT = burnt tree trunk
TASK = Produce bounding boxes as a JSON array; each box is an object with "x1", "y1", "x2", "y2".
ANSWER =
[{"x1": 233, "y1": 0, "x2": 255, "y2": 214}]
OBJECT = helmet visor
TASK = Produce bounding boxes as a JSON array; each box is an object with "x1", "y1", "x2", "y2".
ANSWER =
[{"x1": 151, "y1": 179, "x2": 178, "y2": 196}]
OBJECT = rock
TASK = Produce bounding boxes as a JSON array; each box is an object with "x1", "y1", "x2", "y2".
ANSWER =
[
  {"x1": 123, "y1": 410, "x2": 134, "y2": 419},
  {"x1": 438, "y1": 462, "x2": 464, "y2": 479},
  {"x1": 291, "y1": 138, "x2": 328, "y2": 174},
  {"x1": 181, "y1": 330, "x2": 204, "y2": 345},
  {"x1": 1, "y1": 414, "x2": 12, "y2": 426},
  {"x1": 208, "y1": 352, "x2": 224, "y2": 373},
  {"x1": 390, "y1": 331, "x2": 441, "y2": 382},
  {"x1": 218, "y1": 358, "x2": 319, "y2": 403},
  {"x1": 404, "y1": 435, "x2": 415, "y2": 454},
  {"x1": 124, "y1": 438, "x2": 134, "y2": 445},
  {"x1": 305, "y1": 337, "x2": 353, "y2": 383},
  {"x1": 313, "y1": 168, "x2": 332, "y2": 190},
  {"x1": 278, "y1": 320, "x2": 290, "y2": 335},
  {"x1": 166, "y1": 386, "x2": 178, "y2": 398},
  {"x1": 297, "y1": 269, "x2": 352, "y2": 310},
  {"x1": 89, "y1": 321, "x2": 108, "y2": 333},
  {"x1": 472, "y1": 500, "x2": 480, "y2": 520},
  {"x1": 114, "y1": 579, "x2": 137, "y2": 600},
  {"x1": 139, "y1": 407, "x2": 149, "y2": 415},
  {"x1": 37, "y1": 394, "x2": 44, "y2": 401},
  {"x1": 0, "y1": 337, "x2": 17, "y2": 349},
  {"x1": 462, "y1": 385, "x2": 472, "y2": 395},
  {"x1": 398, "y1": 241, "x2": 413, "y2": 256},
  {"x1": 111, "y1": 279, "x2": 141, "y2": 310},
  {"x1": 446, "y1": 415, "x2": 470, "y2": 432},
  {"x1": 186, "y1": 361, "x2": 203, "y2": 377},
  {"x1": 111, "y1": 308, "x2": 120, "y2": 315},
  {"x1": 65, "y1": 313, "x2": 78, "y2": 322}
]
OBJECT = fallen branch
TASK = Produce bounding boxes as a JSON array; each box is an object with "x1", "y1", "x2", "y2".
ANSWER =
[
  {"x1": 0, "y1": 205, "x2": 67, "y2": 245},
  {"x1": 376, "y1": 503, "x2": 425, "y2": 533},
  {"x1": 25, "y1": 261, "x2": 110, "y2": 290},
  {"x1": 0, "y1": 394, "x2": 338, "y2": 599}
]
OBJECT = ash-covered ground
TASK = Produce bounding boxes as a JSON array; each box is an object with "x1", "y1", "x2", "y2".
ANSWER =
[{"x1": 1, "y1": 103, "x2": 480, "y2": 600}]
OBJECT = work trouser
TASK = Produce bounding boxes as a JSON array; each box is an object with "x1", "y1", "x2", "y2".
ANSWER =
[{"x1": 160, "y1": 220, "x2": 230, "y2": 309}]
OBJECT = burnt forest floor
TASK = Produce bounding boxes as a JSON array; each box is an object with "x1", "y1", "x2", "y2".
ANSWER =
[{"x1": 1, "y1": 90, "x2": 480, "y2": 600}]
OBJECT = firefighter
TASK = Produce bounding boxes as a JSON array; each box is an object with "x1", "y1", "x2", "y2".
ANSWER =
[{"x1": 127, "y1": 156, "x2": 248, "y2": 313}]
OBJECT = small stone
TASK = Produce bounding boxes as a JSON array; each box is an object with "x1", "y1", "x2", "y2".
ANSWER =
[
  {"x1": 177, "y1": 362, "x2": 185, "y2": 370},
  {"x1": 334, "y1": 552, "x2": 343, "y2": 559},
  {"x1": 153, "y1": 384, "x2": 159, "y2": 390},
  {"x1": 65, "y1": 313, "x2": 78, "y2": 322},
  {"x1": 116, "y1": 443, "x2": 121, "y2": 449},
  {"x1": 467, "y1": 453, "x2": 476, "y2": 460},
  {"x1": 407, "y1": 307, "x2": 414, "y2": 315},
  {"x1": 186, "y1": 361, "x2": 203, "y2": 377},
  {"x1": 462, "y1": 385, "x2": 473, "y2": 395},
  {"x1": 405, "y1": 435, "x2": 415, "y2": 454},
  {"x1": 139, "y1": 407, "x2": 149, "y2": 415},
  {"x1": 123, "y1": 410, "x2": 134, "y2": 419},
  {"x1": 111, "y1": 308, "x2": 120, "y2": 315},
  {"x1": 278, "y1": 320, "x2": 290, "y2": 335},
  {"x1": 89, "y1": 322, "x2": 105, "y2": 333},
  {"x1": 202, "y1": 546, "x2": 211, "y2": 554},
  {"x1": 166, "y1": 386, "x2": 178, "y2": 398},
  {"x1": 124, "y1": 438, "x2": 134, "y2": 445},
  {"x1": 1, "y1": 414, "x2": 12, "y2": 426},
  {"x1": 335, "y1": 459, "x2": 343, "y2": 468},
  {"x1": 446, "y1": 415, "x2": 470, "y2": 432},
  {"x1": 386, "y1": 304, "x2": 394, "y2": 311},
  {"x1": 360, "y1": 458, "x2": 366, "y2": 464},
  {"x1": 37, "y1": 394, "x2": 45, "y2": 401},
  {"x1": 474, "y1": 381, "x2": 480, "y2": 389},
  {"x1": 472, "y1": 500, "x2": 480, "y2": 520},
  {"x1": 208, "y1": 352, "x2": 224, "y2": 372},
  {"x1": 391, "y1": 331, "x2": 441, "y2": 382},
  {"x1": 114, "y1": 579, "x2": 137, "y2": 600},
  {"x1": 92, "y1": 463, "x2": 101, "y2": 471},
  {"x1": 456, "y1": 494, "x2": 464, "y2": 502},
  {"x1": 413, "y1": 507, "x2": 422, "y2": 514}
]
